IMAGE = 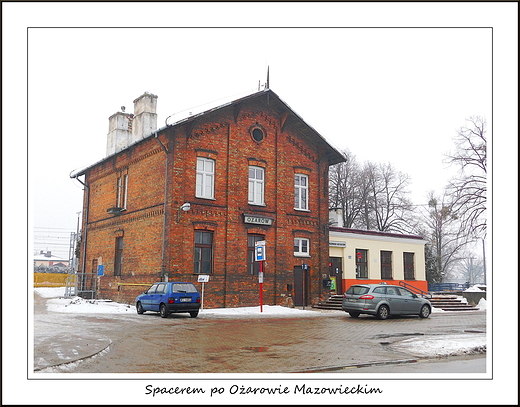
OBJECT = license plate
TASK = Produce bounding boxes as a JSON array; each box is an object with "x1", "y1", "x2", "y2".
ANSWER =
[{"x1": 180, "y1": 297, "x2": 191, "y2": 302}]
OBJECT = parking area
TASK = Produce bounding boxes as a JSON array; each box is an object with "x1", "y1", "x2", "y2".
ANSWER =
[{"x1": 33, "y1": 292, "x2": 487, "y2": 374}]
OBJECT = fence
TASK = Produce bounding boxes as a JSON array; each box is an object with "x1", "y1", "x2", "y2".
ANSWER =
[
  {"x1": 34, "y1": 272, "x2": 71, "y2": 287},
  {"x1": 75, "y1": 272, "x2": 97, "y2": 299},
  {"x1": 428, "y1": 282, "x2": 470, "y2": 292}
]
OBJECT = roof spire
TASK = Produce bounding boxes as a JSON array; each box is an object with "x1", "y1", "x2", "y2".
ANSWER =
[{"x1": 266, "y1": 66, "x2": 270, "y2": 90}]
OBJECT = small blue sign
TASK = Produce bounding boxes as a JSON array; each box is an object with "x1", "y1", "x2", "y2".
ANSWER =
[
  {"x1": 255, "y1": 246, "x2": 265, "y2": 261},
  {"x1": 97, "y1": 265, "x2": 104, "y2": 276}
]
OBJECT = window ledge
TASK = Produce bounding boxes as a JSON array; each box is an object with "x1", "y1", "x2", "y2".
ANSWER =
[{"x1": 294, "y1": 253, "x2": 311, "y2": 258}]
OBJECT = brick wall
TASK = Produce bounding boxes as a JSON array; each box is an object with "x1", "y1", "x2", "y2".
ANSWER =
[{"x1": 80, "y1": 94, "x2": 336, "y2": 308}]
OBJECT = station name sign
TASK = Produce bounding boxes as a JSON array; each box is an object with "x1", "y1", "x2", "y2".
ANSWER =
[{"x1": 243, "y1": 214, "x2": 274, "y2": 226}]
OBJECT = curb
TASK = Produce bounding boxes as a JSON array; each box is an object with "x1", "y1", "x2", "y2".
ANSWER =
[
  {"x1": 295, "y1": 358, "x2": 420, "y2": 373},
  {"x1": 34, "y1": 338, "x2": 112, "y2": 372}
]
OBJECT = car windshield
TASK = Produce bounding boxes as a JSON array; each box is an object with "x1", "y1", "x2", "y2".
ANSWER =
[
  {"x1": 346, "y1": 286, "x2": 369, "y2": 295},
  {"x1": 171, "y1": 283, "x2": 197, "y2": 293}
]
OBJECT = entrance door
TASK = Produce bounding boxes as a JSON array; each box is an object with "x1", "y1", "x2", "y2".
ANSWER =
[
  {"x1": 329, "y1": 257, "x2": 343, "y2": 294},
  {"x1": 293, "y1": 266, "x2": 309, "y2": 307}
]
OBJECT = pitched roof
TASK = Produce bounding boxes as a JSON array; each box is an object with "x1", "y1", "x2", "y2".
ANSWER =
[
  {"x1": 34, "y1": 253, "x2": 69, "y2": 262},
  {"x1": 71, "y1": 89, "x2": 345, "y2": 177}
]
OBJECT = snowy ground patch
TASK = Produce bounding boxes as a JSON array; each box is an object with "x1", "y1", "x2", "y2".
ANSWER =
[
  {"x1": 476, "y1": 297, "x2": 487, "y2": 310},
  {"x1": 34, "y1": 287, "x2": 487, "y2": 317},
  {"x1": 391, "y1": 333, "x2": 487, "y2": 357},
  {"x1": 34, "y1": 287, "x2": 69, "y2": 298},
  {"x1": 464, "y1": 284, "x2": 487, "y2": 292},
  {"x1": 46, "y1": 297, "x2": 136, "y2": 314},
  {"x1": 201, "y1": 304, "x2": 319, "y2": 316},
  {"x1": 35, "y1": 287, "x2": 320, "y2": 316}
]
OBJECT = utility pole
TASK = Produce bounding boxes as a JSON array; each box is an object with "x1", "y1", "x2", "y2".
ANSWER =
[
  {"x1": 482, "y1": 238, "x2": 486, "y2": 285},
  {"x1": 75, "y1": 211, "x2": 81, "y2": 272}
]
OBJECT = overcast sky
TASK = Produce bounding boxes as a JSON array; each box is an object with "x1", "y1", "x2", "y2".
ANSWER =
[
  {"x1": 25, "y1": 18, "x2": 495, "y2": 237},
  {"x1": 2, "y1": 1, "x2": 518, "y2": 404},
  {"x1": 1, "y1": 2, "x2": 515, "y2": 253}
]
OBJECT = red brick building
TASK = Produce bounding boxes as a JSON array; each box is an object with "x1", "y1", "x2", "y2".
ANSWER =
[{"x1": 71, "y1": 89, "x2": 345, "y2": 308}]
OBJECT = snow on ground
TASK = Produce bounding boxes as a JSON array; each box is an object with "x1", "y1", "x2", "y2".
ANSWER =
[
  {"x1": 35, "y1": 287, "x2": 320, "y2": 316},
  {"x1": 390, "y1": 333, "x2": 487, "y2": 357},
  {"x1": 34, "y1": 287, "x2": 487, "y2": 358},
  {"x1": 34, "y1": 287, "x2": 487, "y2": 315},
  {"x1": 464, "y1": 284, "x2": 487, "y2": 292}
]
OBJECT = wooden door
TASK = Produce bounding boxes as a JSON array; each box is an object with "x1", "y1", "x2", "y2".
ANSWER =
[{"x1": 293, "y1": 265, "x2": 309, "y2": 306}]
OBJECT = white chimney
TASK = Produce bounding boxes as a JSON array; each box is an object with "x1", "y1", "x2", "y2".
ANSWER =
[
  {"x1": 106, "y1": 92, "x2": 158, "y2": 156},
  {"x1": 130, "y1": 92, "x2": 158, "y2": 143},
  {"x1": 329, "y1": 208, "x2": 344, "y2": 228},
  {"x1": 106, "y1": 112, "x2": 133, "y2": 156}
]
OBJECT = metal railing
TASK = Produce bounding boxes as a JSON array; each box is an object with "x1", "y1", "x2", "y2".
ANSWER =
[
  {"x1": 75, "y1": 272, "x2": 97, "y2": 299},
  {"x1": 64, "y1": 274, "x2": 77, "y2": 297},
  {"x1": 428, "y1": 282, "x2": 470, "y2": 292},
  {"x1": 399, "y1": 281, "x2": 432, "y2": 298}
]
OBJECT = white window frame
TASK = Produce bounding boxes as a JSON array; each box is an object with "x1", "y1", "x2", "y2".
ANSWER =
[
  {"x1": 248, "y1": 166, "x2": 265, "y2": 205},
  {"x1": 196, "y1": 157, "x2": 215, "y2": 199},
  {"x1": 294, "y1": 173, "x2": 309, "y2": 210},
  {"x1": 294, "y1": 238, "x2": 310, "y2": 257},
  {"x1": 117, "y1": 174, "x2": 128, "y2": 209}
]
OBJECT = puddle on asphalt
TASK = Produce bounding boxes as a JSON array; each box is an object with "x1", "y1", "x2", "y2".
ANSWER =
[{"x1": 242, "y1": 346, "x2": 269, "y2": 352}]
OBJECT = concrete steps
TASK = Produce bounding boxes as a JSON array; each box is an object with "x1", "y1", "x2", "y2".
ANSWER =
[
  {"x1": 429, "y1": 295, "x2": 480, "y2": 311},
  {"x1": 313, "y1": 295, "x2": 343, "y2": 310}
]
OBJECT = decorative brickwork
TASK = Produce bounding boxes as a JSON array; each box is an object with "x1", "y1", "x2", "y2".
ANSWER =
[{"x1": 76, "y1": 90, "x2": 344, "y2": 308}]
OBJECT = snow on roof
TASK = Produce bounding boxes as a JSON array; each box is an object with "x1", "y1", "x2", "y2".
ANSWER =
[
  {"x1": 71, "y1": 88, "x2": 346, "y2": 178},
  {"x1": 34, "y1": 253, "x2": 68, "y2": 262},
  {"x1": 329, "y1": 226, "x2": 425, "y2": 240}
]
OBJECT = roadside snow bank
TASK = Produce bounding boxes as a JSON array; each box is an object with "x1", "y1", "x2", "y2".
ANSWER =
[
  {"x1": 391, "y1": 333, "x2": 487, "y2": 357},
  {"x1": 477, "y1": 298, "x2": 487, "y2": 310},
  {"x1": 46, "y1": 296, "x2": 136, "y2": 314},
  {"x1": 34, "y1": 287, "x2": 68, "y2": 298},
  {"x1": 201, "y1": 305, "x2": 318, "y2": 316},
  {"x1": 464, "y1": 284, "x2": 486, "y2": 292},
  {"x1": 35, "y1": 287, "x2": 319, "y2": 316}
]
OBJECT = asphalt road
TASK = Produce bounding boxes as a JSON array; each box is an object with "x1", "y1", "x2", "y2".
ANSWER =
[{"x1": 33, "y1": 293, "x2": 487, "y2": 375}]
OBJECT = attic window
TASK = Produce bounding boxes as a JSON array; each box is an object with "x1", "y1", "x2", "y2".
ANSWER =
[{"x1": 250, "y1": 125, "x2": 266, "y2": 143}]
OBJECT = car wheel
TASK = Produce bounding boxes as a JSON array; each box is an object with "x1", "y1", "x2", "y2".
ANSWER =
[
  {"x1": 349, "y1": 312, "x2": 360, "y2": 318},
  {"x1": 160, "y1": 304, "x2": 168, "y2": 318},
  {"x1": 376, "y1": 305, "x2": 389, "y2": 320},
  {"x1": 136, "y1": 302, "x2": 144, "y2": 314},
  {"x1": 419, "y1": 304, "x2": 431, "y2": 318},
  {"x1": 189, "y1": 311, "x2": 199, "y2": 318}
]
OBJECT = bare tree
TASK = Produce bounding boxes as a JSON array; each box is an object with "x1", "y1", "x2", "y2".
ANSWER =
[
  {"x1": 329, "y1": 149, "x2": 364, "y2": 228},
  {"x1": 362, "y1": 162, "x2": 416, "y2": 233},
  {"x1": 452, "y1": 254, "x2": 485, "y2": 285},
  {"x1": 445, "y1": 116, "x2": 487, "y2": 238},
  {"x1": 329, "y1": 151, "x2": 417, "y2": 233},
  {"x1": 422, "y1": 192, "x2": 469, "y2": 283}
]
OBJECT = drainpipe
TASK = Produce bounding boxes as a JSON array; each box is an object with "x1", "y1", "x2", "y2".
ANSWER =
[
  {"x1": 70, "y1": 172, "x2": 90, "y2": 293},
  {"x1": 154, "y1": 131, "x2": 170, "y2": 282}
]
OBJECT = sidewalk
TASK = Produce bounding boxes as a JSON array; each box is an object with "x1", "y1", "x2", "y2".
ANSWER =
[
  {"x1": 32, "y1": 289, "x2": 487, "y2": 373},
  {"x1": 33, "y1": 293, "x2": 111, "y2": 372}
]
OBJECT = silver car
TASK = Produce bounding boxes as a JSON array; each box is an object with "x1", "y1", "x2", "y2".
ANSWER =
[{"x1": 342, "y1": 283, "x2": 431, "y2": 319}]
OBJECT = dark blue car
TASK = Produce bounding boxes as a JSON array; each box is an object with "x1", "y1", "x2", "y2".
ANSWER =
[{"x1": 136, "y1": 282, "x2": 201, "y2": 318}]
